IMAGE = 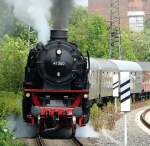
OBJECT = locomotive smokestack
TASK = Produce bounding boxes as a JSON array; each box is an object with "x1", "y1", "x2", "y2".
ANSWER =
[
  {"x1": 50, "y1": 30, "x2": 68, "y2": 41},
  {"x1": 51, "y1": 0, "x2": 73, "y2": 29}
]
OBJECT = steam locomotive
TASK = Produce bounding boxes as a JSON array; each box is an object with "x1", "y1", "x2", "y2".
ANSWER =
[{"x1": 22, "y1": 30, "x2": 90, "y2": 136}]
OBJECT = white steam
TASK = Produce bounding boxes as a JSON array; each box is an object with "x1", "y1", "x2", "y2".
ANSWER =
[
  {"x1": 76, "y1": 124, "x2": 99, "y2": 138},
  {"x1": 6, "y1": 0, "x2": 51, "y2": 45}
]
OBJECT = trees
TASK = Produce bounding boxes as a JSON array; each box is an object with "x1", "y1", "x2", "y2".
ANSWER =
[
  {"x1": 0, "y1": 35, "x2": 27, "y2": 92},
  {"x1": 121, "y1": 31, "x2": 137, "y2": 61},
  {"x1": 143, "y1": 19, "x2": 150, "y2": 61},
  {"x1": 128, "y1": 29, "x2": 150, "y2": 61},
  {"x1": 68, "y1": 7, "x2": 109, "y2": 58},
  {"x1": 0, "y1": 13, "x2": 36, "y2": 92},
  {"x1": 120, "y1": 18, "x2": 150, "y2": 61}
]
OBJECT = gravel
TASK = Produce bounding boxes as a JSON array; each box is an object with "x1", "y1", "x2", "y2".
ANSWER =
[{"x1": 95, "y1": 106, "x2": 150, "y2": 146}]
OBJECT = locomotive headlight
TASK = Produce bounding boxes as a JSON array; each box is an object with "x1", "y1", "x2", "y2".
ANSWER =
[
  {"x1": 56, "y1": 49, "x2": 62, "y2": 55},
  {"x1": 25, "y1": 93, "x2": 31, "y2": 98},
  {"x1": 72, "y1": 116, "x2": 76, "y2": 125},
  {"x1": 84, "y1": 94, "x2": 89, "y2": 98}
]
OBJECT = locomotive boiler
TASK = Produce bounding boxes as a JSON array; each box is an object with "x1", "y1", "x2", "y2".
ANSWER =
[{"x1": 22, "y1": 30, "x2": 90, "y2": 136}]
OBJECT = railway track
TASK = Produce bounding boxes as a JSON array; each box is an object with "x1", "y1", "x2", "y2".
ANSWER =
[
  {"x1": 35, "y1": 136, "x2": 83, "y2": 146},
  {"x1": 71, "y1": 137, "x2": 83, "y2": 146},
  {"x1": 140, "y1": 108, "x2": 150, "y2": 129},
  {"x1": 36, "y1": 136, "x2": 46, "y2": 146}
]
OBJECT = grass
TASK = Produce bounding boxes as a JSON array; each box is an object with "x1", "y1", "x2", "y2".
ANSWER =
[
  {"x1": 131, "y1": 98, "x2": 150, "y2": 110},
  {"x1": 145, "y1": 99, "x2": 150, "y2": 106},
  {"x1": 90, "y1": 98, "x2": 150, "y2": 131},
  {"x1": 0, "y1": 91, "x2": 22, "y2": 116},
  {"x1": 0, "y1": 91, "x2": 26, "y2": 146},
  {"x1": 90, "y1": 102, "x2": 120, "y2": 131},
  {"x1": 0, "y1": 128, "x2": 26, "y2": 146}
]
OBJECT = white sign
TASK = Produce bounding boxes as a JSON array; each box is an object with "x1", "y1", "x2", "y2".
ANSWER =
[{"x1": 120, "y1": 72, "x2": 131, "y2": 112}]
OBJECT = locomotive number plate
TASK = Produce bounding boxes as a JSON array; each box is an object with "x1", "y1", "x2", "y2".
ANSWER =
[{"x1": 53, "y1": 61, "x2": 65, "y2": 66}]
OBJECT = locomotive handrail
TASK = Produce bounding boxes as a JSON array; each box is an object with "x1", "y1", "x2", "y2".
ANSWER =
[
  {"x1": 87, "y1": 51, "x2": 90, "y2": 73},
  {"x1": 24, "y1": 89, "x2": 89, "y2": 93}
]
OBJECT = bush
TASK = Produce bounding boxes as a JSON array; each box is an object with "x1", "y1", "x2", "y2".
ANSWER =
[
  {"x1": 0, "y1": 92, "x2": 21, "y2": 116},
  {"x1": 0, "y1": 35, "x2": 27, "y2": 92},
  {"x1": 90, "y1": 103, "x2": 120, "y2": 131},
  {"x1": 0, "y1": 92, "x2": 25, "y2": 146},
  {"x1": 68, "y1": 7, "x2": 109, "y2": 58},
  {"x1": 90, "y1": 104, "x2": 103, "y2": 130},
  {"x1": 0, "y1": 125, "x2": 25, "y2": 146}
]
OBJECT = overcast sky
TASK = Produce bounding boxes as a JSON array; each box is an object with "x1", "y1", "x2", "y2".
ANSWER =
[{"x1": 75, "y1": 0, "x2": 88, "y2": 7}]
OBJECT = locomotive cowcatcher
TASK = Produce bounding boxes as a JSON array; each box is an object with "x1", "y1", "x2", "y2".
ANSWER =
[{"x1": 22, "y1": 30, "x2": 90, "y2": 136}]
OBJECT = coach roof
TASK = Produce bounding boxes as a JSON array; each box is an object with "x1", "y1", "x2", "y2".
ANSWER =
[
  {"x1": 111, "y1": 60, "x2": 142, "y2": 72},
  {"x1": 90, "y1": 58, "x2": 101, "y2": 70},
  {"x1": 138, "y1": 62, "x2": 150, "y2": 72},
  {"x1": 96, "y1": 59, "x2": 118, "y2": 71}
]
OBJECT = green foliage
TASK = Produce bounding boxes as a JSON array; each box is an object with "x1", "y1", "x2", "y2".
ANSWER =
[
  {"x1": 0, "y1": 92, "x2": 21, "y2": 116},
  {"x1": 0, "y1": 35, "x2": 27, "y2": 92},
  {"x1": 0, "y1": 123, "x2": 24, "y2": 146},
  {"x1": 0, "y1": 92, "x2": 24, "y2": 146},
  {"x1": 68, "y1": 7, "x2": 109, "y2": 57},
  {"x1": 0, "y1": 6, "x2": 28, "y2": 143},
  {"x1": 140, "y1": 30, "x2": 150, "y2": 61},
  {"x1": 12, "y1": 22, "x2": 37, "y2": 46},
  {"x1": 90, "y1": 103, "x2": 120, "y2": 131},
  {"x1": 13, "y1": 22, "x2": 29, "y2": 39},
  {"x1": 90, "y1": 104, "x2": 103, "y2": 130},
  {"x1": 145, "y1": 18, "x2": 150, "y2": 29},
  {"x1": 119, "y1": 27, "x2": 150, "y2": 61},
  {"x1": 0, "y1": 127, "x2": 25, "y2": 146},
  {"x1": 121, "y1": 31, "x2": 137, "y2": 61},
  {"x1": 130, "y1": 29, "x2": 150, "y2": 61},
  {"x1": 90, "y1": 104, "x2": 100, "y2": 120},
  {"x1": 69, "y1": 6, "x2": 88, "y2": 26}
]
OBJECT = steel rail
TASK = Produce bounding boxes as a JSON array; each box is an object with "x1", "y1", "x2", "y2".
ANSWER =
[
  {"x1": 36, "y1": 135, "x2": 83, "y2": 146},
  {"x1": 36, "y1": 136, "x2": 46, "y2": 146},
  {"x1": 140, "y1": 108, "x2": 150, "y2": 129},
  {"x1": 71, "y1": 137, "x2": 83, "y2": 146}
]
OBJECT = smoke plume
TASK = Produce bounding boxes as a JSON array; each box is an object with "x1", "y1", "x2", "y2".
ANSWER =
[
  {"x1": 0, "y1": 0, "x2": 15, "y2": 39},
  {"x1": 5, "y1": 0, "x2": 51, "y2": 44},
  {"x1": 51, "y1": 0, "x2": 73, "y2": 29},
  {"x1": 4, "y1": 0, "x2": 74, "y2": 44}
]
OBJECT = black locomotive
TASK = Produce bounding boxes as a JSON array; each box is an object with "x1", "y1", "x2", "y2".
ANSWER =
[
  {"x1": 23, "y1": 30, "x2": 90, "y2": 136},
  {"x1": 24, "y1": 30, "x2": 89, "y2": 90}
]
